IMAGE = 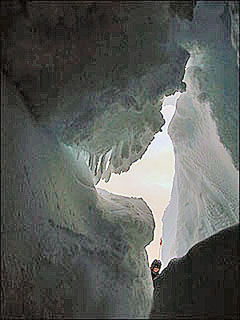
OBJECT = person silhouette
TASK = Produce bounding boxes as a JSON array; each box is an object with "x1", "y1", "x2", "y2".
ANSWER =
[{"x1": 150, "y1": 259, "x2": 162, "y2": 286}]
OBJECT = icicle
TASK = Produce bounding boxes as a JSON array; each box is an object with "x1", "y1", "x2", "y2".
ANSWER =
[
  {"x1": 104, "y1": 164, "x2": 112, "y2": 183},
  {"x1": 96, "y1": 154, "x2": 103, "y2": 173},
  {"x1": 121, "y1": 140, "x2": 129, "y2": 159},
  {"x1": 102, "y1": 149, "x2": 113, "y2": 182},
  {"x1": 94, "y1": 153, "x2": 105, "y2": 184},
  {"x1": 85, "y1": 151, "x2": 90, "y2": 166},
  {"x1": 112, "y1": 142, "x2": 122, "y2": 169},
  {"x1": 90, "y1": 154, "x2": 96, "y2": 172},
  {"x1": 88, "y1": 154, "x2": 93, "y2": 170},
  {"x1": 94, "y1": 155, "x2": 99, "y2": 176},
  {"x1": 94, "y1": 173, "x2": 101, "y2": 185}
]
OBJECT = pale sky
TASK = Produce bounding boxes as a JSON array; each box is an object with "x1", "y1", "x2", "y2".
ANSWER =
[{"x1": 97, "y1": 92, "x2": 181, "y2": 266}]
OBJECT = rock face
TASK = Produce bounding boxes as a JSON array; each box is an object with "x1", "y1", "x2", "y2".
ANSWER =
[
  {"x1": 161, "y1": 0, "x2": 239, "y2": 267},
  {"x1": 150, "y1": 223, "x2": 240, "y2": 319}
]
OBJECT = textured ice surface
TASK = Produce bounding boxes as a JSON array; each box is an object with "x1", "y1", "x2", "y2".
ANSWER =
[
  {"x1": 162, "y1": 90, "x2": 239, "y2": 266},
  {"x1": 161, "y1": 0, "x2": 239, "y2": 268},
  {"x1": 228, "y1": 1, "x2": 239, "y2": 67},
  {"x1": 1, "y1": 74, "x2": 154, "y2": 318},
  {"x1": 1, "y1": 1, "x2": 189, "y2": 184},
  {"x1": 66, "y1": 49, "x2": 188, "y2": 184},
  {"x1": 170, "y1": 0, "x2": 239, "y2": 169},
  {"x1": 1, "y1": 1, "x2": 239, "y2": 317},
  {"x1": 161, "y1": 63, "x2": 239, "y2": 267}
]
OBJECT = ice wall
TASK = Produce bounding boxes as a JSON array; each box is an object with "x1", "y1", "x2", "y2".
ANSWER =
[
  {"x1": 1, "y1": 74, "x2": 154, "y2": 318},
  {"x1": 161, "y1": 1, "x2": 239, "y2": 267}
]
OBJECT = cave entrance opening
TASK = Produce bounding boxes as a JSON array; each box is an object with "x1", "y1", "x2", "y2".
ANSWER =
[{"x1": 96, "y1": 91, "x2": 182, "y2": 265}]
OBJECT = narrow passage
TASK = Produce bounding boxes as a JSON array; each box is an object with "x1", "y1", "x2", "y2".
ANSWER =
[{"x1": 97, "y1": 92, "x2": 181, "y2": 265}]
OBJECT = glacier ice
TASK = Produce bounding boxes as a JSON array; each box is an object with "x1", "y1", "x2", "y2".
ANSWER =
[
  {"x1": 170, "y1": 0, "x2": 239, "y2": 169},
  {"x1": 162, "y1": 86, "x2": 239, "y2": 266},
  {"x1": 161, "y1": 0, "x2": 239, "y2": 267},
  {"x1": 1, "y1": 74, "x2": 154, "y2": 318},
  {"x1": 1, "y1": 1, "x2": 239, "y2": 318}
]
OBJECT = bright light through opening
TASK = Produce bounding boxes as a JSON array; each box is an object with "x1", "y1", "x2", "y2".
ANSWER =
[{"x1": 96, "y1": 92, "x2": 181, "y2": 266}]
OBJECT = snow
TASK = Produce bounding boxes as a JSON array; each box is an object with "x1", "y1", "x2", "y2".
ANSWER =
[
  {"x1": 161, "y1": 1, "x2": 239, "y2": 266},
  {"x1": 162, "y1": 84, "x2": 239, "y2": 266}
]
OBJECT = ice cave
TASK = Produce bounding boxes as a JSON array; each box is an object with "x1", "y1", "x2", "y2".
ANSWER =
[
  {"x1": 1, "y1": 1, "x2": 239, "y2": 319},
  {"x1": 95, "y1": 91, "x2": 180, "y2": 266}
]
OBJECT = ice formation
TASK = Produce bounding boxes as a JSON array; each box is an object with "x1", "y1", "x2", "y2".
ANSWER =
[
  {"x1": 2, "y1": 74, "x2": 154, "y2": 318},
  {"x1": 1, "y1": 1, "x2": 189, "y2": 185},
  {"x1": 1, "y1": 1, "x2": 239, "y2": 318},
  {"x1": 161, "y1": 1, "x2": 239, "y2": 268},
  {"x1": 60, "y1": 52, "x2": 188, "y2": 185}
]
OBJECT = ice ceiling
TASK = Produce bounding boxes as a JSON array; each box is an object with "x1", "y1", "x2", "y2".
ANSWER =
[{"x1": 2, "y1": 1, "x2": 189, "y2": 180}]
